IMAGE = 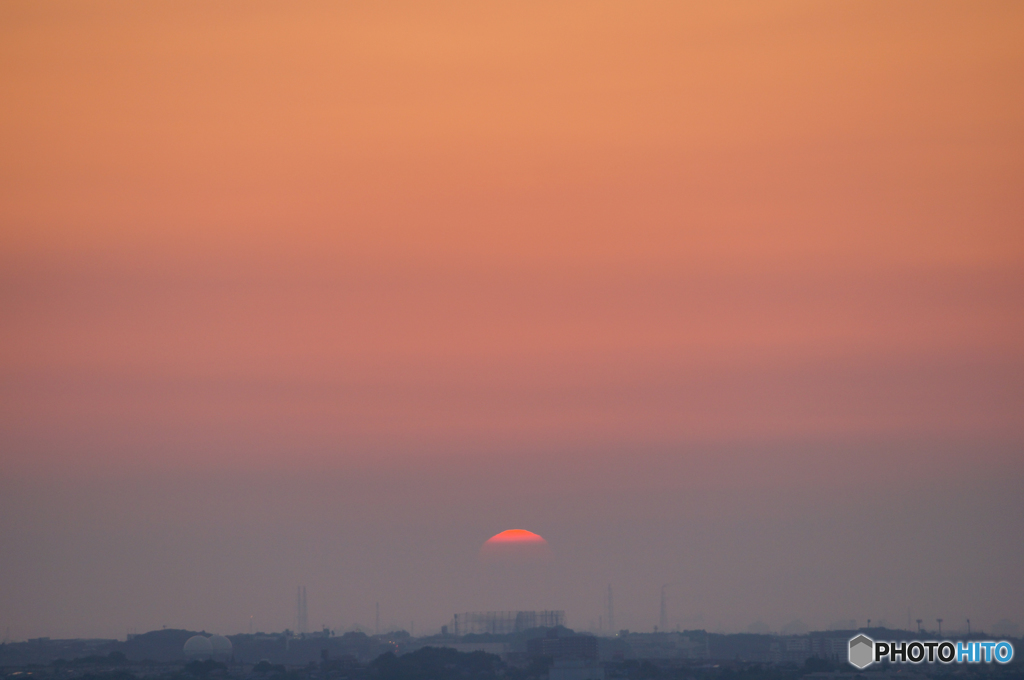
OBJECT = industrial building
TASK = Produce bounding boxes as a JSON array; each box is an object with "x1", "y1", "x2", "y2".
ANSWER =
[{"x1": 451, "y1": 610, "x2": 565, "y2": 635}]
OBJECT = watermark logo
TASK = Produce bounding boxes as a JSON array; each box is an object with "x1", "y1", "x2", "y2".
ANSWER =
[
  {"x1": 848, "y1": 635, "x2": 873, "y2": 669},
  {"x1": 848, "y1": 634, "x2": 1014, "y2": 668}
]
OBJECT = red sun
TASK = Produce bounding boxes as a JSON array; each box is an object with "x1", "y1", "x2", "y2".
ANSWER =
[{"x1": 478, "y1": 529, "x2": 552, "y2": 563}]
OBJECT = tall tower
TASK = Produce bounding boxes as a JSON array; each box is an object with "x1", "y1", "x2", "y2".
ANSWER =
[
  {"x1": 659, "y1": 585, "x2": 669, "y2": 631},
  {"x1": 606, "y1": 585, "x2": 615, "y2": 634},
  {"x1": 296, "y1": 586, "x2": 308, "y2": 635}
]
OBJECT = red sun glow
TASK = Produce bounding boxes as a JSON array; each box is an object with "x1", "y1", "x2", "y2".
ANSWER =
[
  {"x1": 478, "y1": 529, "x2": 552, "y2": 564},
  {"x1": 484, "y1": 529, "x2": 547, "y2": 545}
]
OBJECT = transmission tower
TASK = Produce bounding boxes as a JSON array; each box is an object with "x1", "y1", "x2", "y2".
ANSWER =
[
  {"x1": 659, "y1": 585, "x2": 669, "y2": 631},
  {"x1": 296, "y1": 586, "x2": 308, "y2": 634},
  {"x1": 607, "y1": 585, "x2": 615, "y2": 634}
]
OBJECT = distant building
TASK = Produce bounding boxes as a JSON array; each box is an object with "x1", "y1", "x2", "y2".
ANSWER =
[
  {"x1": 209, "y1": 634, "x2": 233, "y2": 661},
  {"x1": 452, "y1": 611, "x2": 565, "y2": 635},
  {"x1": 183, "y1": 634, "x2": 232, "y2": 661},
  {"x1": 809, "y1": 636, "x2": 849, "y2": 661},
  {"x1": 529, "y1": 633, "x2": 603, "y2": 680},
  {"x1": 183, "y1": 635, "x2": 213, "y2": 659},
  {"x1": 619, "y1": 632, "x2": 707, "y2": 660},
  {"x1": 527, "y1": 635, "x2": 597, "y2": 660},
  {"x1": 771, "y1": 635, "x2": 811, "y2": 664}
]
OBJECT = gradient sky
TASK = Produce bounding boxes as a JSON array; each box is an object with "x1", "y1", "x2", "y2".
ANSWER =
[{"x1": 1, "y1": 1, "x2": 1022, "y2": 641}]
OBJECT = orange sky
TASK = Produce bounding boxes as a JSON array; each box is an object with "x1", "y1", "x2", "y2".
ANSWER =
[
  {"x1": 1, "y1": 1, "x2": 1022, "y2": 475},
  {"x1": 1, "y1": 1, "x2": 1024, "y2": 641}
]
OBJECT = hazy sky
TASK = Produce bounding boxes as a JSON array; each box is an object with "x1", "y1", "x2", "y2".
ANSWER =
[{"x1": 1, "y1": 1, "x2": 1022, "y2": 641}]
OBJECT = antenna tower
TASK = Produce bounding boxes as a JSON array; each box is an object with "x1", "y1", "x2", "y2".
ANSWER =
[
  {"x1": 659, "y1": 584, "x2": 670, "y2": 631},
  {"x1": 606, "y1": 586, "x2": 615, "y2": 633},
  {"x1": 296, "y1": 586, "x2": 308, "y2": 634}
]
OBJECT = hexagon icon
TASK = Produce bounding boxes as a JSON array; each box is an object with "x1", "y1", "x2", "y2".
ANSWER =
[{"x1": 848, "y1": 634, "x2": 874, "y2": 669}]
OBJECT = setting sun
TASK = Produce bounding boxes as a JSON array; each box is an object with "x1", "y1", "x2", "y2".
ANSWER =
[
  {"x1": 484, "y1": 530, "x2": 547, "y2": 545},
  {"x1": 479, "y1": 530, "x2": 552, "y2": 565}
]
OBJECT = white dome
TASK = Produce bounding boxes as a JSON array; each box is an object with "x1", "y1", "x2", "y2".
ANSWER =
[
  {"x1": 210, "y1": 635, "x2": 233, "y2": 654},
  {"x1": 183, "y1": 635, "x2": 213, "y2": 657}
]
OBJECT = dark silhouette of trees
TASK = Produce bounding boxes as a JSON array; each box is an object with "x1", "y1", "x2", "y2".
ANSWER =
[
  {"x1": 370, "y1": 647, "x2": 501, "y2": 680},
  {"x1": 253, "y1": 660, "x2": 287, "y2": 674},
  {"x1": 183, "y1": 659, "x2": 227, "y2": 676}
]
